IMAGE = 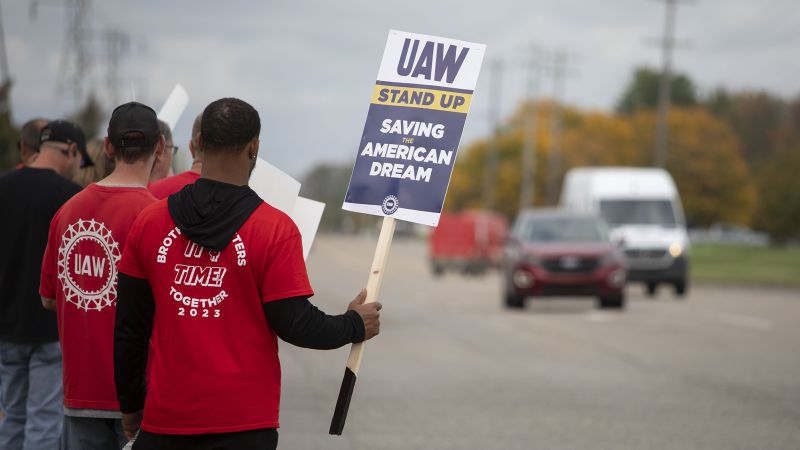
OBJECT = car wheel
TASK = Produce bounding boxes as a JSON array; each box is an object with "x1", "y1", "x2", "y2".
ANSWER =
[
  {"x1": 646, "y1": 282, "x2": 657, "y2": 297},
  {"x1": 598, "y1": 295, "x2": 625, "y2": 310},
  {"x1": 674, "y1": 280, "x2": 688, "y2": 298},
  {"x1": 504, "y1": 292, "x2": 525, "y2": 309},
  {"x1": 432, "y1": 264, "x2": 445, "y2": 277}
]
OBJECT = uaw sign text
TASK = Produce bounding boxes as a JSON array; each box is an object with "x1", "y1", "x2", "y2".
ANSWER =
[{"x1": 342, "y1": 30, "x2": 485, "y2": 226}]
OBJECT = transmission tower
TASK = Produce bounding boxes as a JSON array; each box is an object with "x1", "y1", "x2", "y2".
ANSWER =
[
  {"x1": 30, "y1": 0, "x2": 93, "y2": 100},
  {"x1": 101, "y1": 29, "x2": 130, "y2": 107}
]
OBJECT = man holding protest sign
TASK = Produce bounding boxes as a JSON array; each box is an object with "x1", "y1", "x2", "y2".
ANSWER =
[
  {"x1": 114, "y1": 97, "x2": 381, "y2": 449},
  {"x1": 332, "y1": 29, "x2": 484, "y2": 435}
]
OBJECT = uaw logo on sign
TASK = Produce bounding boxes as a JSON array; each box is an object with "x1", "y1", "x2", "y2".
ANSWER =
[
  {"x1": 57, "y1": 219, "x2": 121, "y2": 311},
  {"x1": 382, "y1": 195, "x2": 399, "y2": 215},
  {"x1": 342, "y1": 30, "x2": 485, "y2": 227}
]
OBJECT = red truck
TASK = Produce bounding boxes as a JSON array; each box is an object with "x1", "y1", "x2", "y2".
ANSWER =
[{"x1": 429, "y1": 211, "x2": 508, "y2": 276}]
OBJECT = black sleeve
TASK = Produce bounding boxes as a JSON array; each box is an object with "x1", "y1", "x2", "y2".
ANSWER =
[
  {"x1": 263, "y1": 297, "x2": 365, "y2": 350},
  {"x1": 114, "y1": 273, "x2": 155, "y2": 414}
]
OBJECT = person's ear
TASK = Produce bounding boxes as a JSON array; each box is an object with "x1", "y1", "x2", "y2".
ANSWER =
[
  {"x1": 188, "y1": 135, "x2": 197, "y2": 159},
  {"x1": 154, "y1": 135, "x2": 165, "y2": 160},
  {"x1": 103, "y1": 137, "x2": 115, "y2": 160},
  {"x1": 247, "y1": 138, "x2": 260, "y2": 160}
]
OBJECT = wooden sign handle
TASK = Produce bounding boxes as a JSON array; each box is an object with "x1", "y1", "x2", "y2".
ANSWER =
[{"x1": 330, "y1": 216, "x2": 396, "y2": 435}]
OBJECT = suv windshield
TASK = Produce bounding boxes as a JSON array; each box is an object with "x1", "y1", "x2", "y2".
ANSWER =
[
  {"x1": 521, "y1": 217, "x2": 608, "y2": 243},
  {"x1": 599, "y1": 199, "x2": 677, "y2": 227}
]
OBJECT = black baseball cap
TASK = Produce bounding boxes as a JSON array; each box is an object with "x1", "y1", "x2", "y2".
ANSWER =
[
  {"x1": 108, "y1": 101, "x2": 161, "y2": 150},
  {"x1": 40, "y1": 120, "x2": 93, "y2": 167}
]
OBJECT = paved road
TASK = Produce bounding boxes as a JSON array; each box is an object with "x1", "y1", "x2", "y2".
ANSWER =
[{"x1": 278, "y1": 234, "x2": 800, "y2": 450}]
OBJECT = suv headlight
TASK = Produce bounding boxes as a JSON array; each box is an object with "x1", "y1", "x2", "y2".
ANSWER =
[
  {"x1": 513, "y1": 269, "x2": 535, "y2": 288},
  {"x1": 607, "y1": 268, "x2": 626, "y2": 287},
  {"x1": 669, "y1": 243, "x2": 683, "y2": 258}
]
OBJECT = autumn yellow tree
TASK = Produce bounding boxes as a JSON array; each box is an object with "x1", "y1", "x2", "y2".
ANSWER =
[
  {"x1": 449, "y1": 103, "x2": 756, "y2": 227},
  {"x1": 631, "y1": 108, "x2": 756, "y2": 226},
  {"x1": 449, "y1": 100, "x2": 642, "y2": 219}
]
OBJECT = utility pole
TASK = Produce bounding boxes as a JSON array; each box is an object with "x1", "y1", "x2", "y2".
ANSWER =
[
  {"x1": 519, "y1": 46, "x2": 542, "y2": 212},
  {"x1": 546, "y1": 51, "x2": 567, "y2": 205},
  {"x1": 652, "y1": 0, "x2": 687, "y2": 168},
  {"x1": 483, "y1": 59, "x2": 503, "y2": 211}
]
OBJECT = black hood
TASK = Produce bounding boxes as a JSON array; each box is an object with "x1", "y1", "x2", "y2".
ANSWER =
[{"x1": 168, "y1": 178, "x2": 262, "y2": 251}]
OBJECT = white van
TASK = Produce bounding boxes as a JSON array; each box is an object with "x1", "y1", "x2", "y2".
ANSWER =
[{"x1": 560, "y1": 167, "x2": 689, "y2": 297}]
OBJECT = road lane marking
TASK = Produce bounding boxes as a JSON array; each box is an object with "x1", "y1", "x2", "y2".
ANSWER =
[
  {"x1": 584, "y1": 311, "x2": 616, "y2": 323},
  {"x1": 717, "y1": 312, "x2": 773, "y2": 331}
]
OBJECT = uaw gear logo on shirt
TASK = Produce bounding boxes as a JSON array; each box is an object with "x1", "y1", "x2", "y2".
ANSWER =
[
  {"x1": 157, "y1": 227, "x2": 246, "y2": 319},
  {"x1": 57, "y1": 219, "x2": 121, "y2": 311}
]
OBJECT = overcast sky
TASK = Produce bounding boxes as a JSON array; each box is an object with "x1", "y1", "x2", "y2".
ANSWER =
[{"x1": 4, "y1": 0, "x2": 799, "y2": 178}]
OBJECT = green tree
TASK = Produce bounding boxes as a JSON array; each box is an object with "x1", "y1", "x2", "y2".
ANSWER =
[
  {"x1": 754, "y1": 148, "x2": 800, "y2": 242},
  {"x1": 706, "y1": 88, "x2": 798, "y2": 165},
  {"x1": 300, "y1": 161, "x2": 378, "y2": 232},
  {"x1": 68, "y1": 93, "x2": 104, "y2": 140},
  {"x1": 616, "y1": 66, "x2": 697, "y2": 115}
]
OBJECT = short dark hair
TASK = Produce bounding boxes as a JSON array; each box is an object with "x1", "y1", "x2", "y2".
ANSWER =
[
  {"x1": 21, "y1": 118, "x2": 48, "y2": 151},
  {"x1": 158, "y1": 120, "x2": 172, "y2": 143},
  {"x1": 191, "y1": 112, "x2": 202, "y2": 149},
  {"x1": 201, "y1": 98, "x2": 260, "y2": 154}
]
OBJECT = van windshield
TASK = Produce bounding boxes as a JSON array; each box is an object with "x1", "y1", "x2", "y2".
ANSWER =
[{"x1": 599, "y1": 200, "x2": 677, "y2": 227}]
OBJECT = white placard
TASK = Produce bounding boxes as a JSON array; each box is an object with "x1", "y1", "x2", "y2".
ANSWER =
[
  {"x1": 157, "y1": 84, "x2": 191, "y2": 174},
  {"x1": 249, "y1": 158, "x2": 301, "y2": 215},
  {"x1": 157, "y1": 84, "x2": 189, "y2": 131},
  {"x1": 290, "y1": 197, "x2": 326, "y2": 260}
]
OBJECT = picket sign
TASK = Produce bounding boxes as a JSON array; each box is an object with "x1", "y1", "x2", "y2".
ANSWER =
[
  {"x1": 329, "y1": 216, "x2": 395, "y2": 434},
  {"x1": 156, "y1": 84, "x2": 191, "y2": 174},
  {"x1": 331, "y1": 30, "x2": 485, "y2": 435},
  {"x1": 290, "y1": 197, "x2": 326, "y2": 260}
]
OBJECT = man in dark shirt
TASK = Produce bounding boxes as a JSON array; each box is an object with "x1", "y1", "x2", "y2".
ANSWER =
[{"x1": 0, "y1": 120, "x2": 90, "y2": 449}]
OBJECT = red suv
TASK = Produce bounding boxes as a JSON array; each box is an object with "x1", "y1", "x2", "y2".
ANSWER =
[{"x1": 503, "y1": 210, "x2": 626, "y2": 309}]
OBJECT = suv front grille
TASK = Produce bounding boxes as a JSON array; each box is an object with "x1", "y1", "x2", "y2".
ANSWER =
[
  {"x1": 624, "y1": 248, "x2": 667, "y2": 259},
  {"x1": 542, "y1": 257, "x2": 600, "y2": 273}
]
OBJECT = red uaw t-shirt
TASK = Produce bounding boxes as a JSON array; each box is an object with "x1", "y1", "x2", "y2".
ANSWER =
[
  {"x1": 148, "y1": 171, "x2": 201, "y2": 200},
  {"x1": 118, "y1": 200, "x2": 314, "y2": 434},
  {"x1": 40, "y1": 184, "x2": 157, "y2": 411}
]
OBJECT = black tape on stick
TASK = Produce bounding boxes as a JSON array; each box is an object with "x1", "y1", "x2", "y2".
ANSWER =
[{"x1": 329, "y1": 367, "x2": 357, "y2": 435}]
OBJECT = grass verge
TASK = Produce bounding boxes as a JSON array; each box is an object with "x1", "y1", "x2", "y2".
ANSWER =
[{"x1": 690, "y1": 244, "x2": 800, "y2": 287}]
